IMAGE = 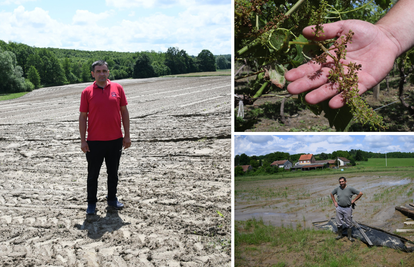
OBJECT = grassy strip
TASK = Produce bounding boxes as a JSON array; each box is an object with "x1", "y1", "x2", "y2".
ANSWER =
[
  {"x1": 0, "y1": 92, "x2": 29, "y2": 101},
  {"x1": 165, "y1": 70, "x2": 231, "y2": 77},
  {"x1": 358, "y1": 158, "x2": 414, "y2": 167},
  {"x1": 235, "y1": 218, "x2": 363, "y2": 267},
  {"x1": 235, "y1": 166, "x2": 414, "y2": 182},
  {"x1": 235, "y1": 218, "x2": 410, "y2": 267}
]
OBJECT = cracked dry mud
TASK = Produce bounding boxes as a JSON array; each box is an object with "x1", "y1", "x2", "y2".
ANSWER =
[{"x1": 0, "y1": 77, "x2": 231, "y2": 266}]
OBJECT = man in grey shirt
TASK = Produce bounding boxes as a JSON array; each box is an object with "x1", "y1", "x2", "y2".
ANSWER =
[{"x1": 330, "y1": 177, "x2": 363, "y2": 242}]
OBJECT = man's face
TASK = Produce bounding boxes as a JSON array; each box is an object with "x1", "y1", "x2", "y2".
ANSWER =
[
  {"x1": 339, "y1": 178, "x2": 346, "y2": 188},
  {"x1": 91, "y1": 65, "x2": 109, "y2": 83}
]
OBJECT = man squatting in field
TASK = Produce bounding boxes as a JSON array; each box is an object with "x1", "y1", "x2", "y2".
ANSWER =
[
  {"x1": 330, "y1": 177, "x2": 363, "y2": 242},
  {"x1": 79, "y1": 60, "x2": 131, "y2": 215}
]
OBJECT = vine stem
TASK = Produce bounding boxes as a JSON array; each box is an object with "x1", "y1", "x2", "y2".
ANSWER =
[
  {"x1": 253, "y1": 81, "x2": 270, "y2": 99},
  {"x1": 237, "y1": 0, "x2": 306, "y2": 56},
  {"x1": 285, "y1": 0, "x2": 306, "y2": 17}
]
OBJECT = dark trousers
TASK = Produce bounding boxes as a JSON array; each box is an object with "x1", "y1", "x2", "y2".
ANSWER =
[{"x1": 86, "y1": 138, "x2": 123, "y2": 204}]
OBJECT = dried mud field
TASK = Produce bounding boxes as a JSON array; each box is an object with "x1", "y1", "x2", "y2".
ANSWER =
[
  {"x1": 0, "y1": 77, "x2": 231, "y2": 266},
  {"x1": 235, "y1": 173, "x2": 414, "y2": 234}
]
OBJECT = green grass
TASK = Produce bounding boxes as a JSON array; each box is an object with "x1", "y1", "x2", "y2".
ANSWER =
[
  {"x1": 235, "y1": 218, "x2": 364, "y2": 267},
  {"x1": 235, "y1": 218, "x2": 408, "y2": 267},
  {"x1": 165, "y1": 69, "x2": 231, "y2": 77},
  {"x1": 0, "y1": 92, "x2": 29, "y2": 101},
  {"x1": 236, "y1": 161, "x2": 414, "y2": 182},
  {"x1": 358, "y1": 158, "x2": 414, "y2": 167}
]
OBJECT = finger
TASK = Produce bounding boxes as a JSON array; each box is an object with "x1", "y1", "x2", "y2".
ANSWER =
[
  {"x1": 287, "y1": 66, "x2": 330, "y2": 95},
  {"x1": 328, "y1": 83, "x2": 369, "y2": 109},
  {"x1": 304, "y1": 82, "x2": 340, "y2": 105},
  {"x1": 285, "y1": 62, "x2": 322, "y2": 82},
  {"x1": 303, "y1": 21, "x2": 345, "y2": 41}
]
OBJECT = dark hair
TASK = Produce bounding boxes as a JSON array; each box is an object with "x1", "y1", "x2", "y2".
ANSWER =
[
  {"x1": 92, "y1": 60, "x2": 108, "y2": 71},
  {"x1": 339, "y1": 177, "x2": 346, "y2": 182}
]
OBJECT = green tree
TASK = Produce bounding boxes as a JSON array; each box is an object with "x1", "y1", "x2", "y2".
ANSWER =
[
  {"x1": 133, "y1": 54, "x2": 156, "y2": 78},
  {"x1": 81, "y1": 61, "x2": 92, "y2": 82},
  {"x1": 355, "y1": 150, "x2": 364, "y2": 161},
  {"x1": 235, "y1": 166, "x2": 244, "y2": 176},
  {"x1": 239, "y1": 153, "x2": 250, "y2": 165},
  {"x1": 197, "y1": 49, "x2": 216, "y2": 72},
  {"x1": 27, "y1": 66, "x2": 41, "y2": 88},
  {"x1": 0, "y1": 49, "x2": 33, "y2": 93},
  {"x1": 216, "y1": 55, "x2": 230, "y2": 69},
  {"x1": 164, "y1": 47, "x2": 192, "y2": 74},
  {"x1": 250, "y1": 159, "x2": 259, "y2": 170},
  {"x1": 152, "y1": 61, "x2": 171, "y2": 76}
]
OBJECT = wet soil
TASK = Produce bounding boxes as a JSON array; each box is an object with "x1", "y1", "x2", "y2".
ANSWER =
[
  {"x1": 235, "y1": 173, "x2": 414, "y2": 235},
  {"x1": 235, "y1": 172, "x2": 414, "y2": 266},
  {"x1": 0, "y1": 77, "x2": 231, "y2": 266}
]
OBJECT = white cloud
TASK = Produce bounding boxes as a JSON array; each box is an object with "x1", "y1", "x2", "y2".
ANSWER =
[
  {"x1": 363, "y1": 135, "x2": 394, "y2": 148},
  {"x1": 0, "y1": 6, "x2": 63, "y2": 47},
  {"x1": 245, "y1": 135, "x2": 273, "y2": 144},
  {"x1": 327, "y1": 135, "x2": 354, "y2": 144},
  {"x1": 72, "y1": 10, "x2": 112, "y2": 26},
  {"x1": 105, "y1": 0, "x2": 181, "y2": 9}
]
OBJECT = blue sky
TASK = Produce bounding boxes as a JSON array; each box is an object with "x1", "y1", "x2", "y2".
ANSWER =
[
  {"x1": 0, "y1": 0, "x2": 231, "y2": 55},
  {"x1": 234, "y1": 134, "x2": 414, "y2": 156}
]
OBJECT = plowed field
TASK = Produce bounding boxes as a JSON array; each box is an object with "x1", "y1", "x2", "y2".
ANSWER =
[{"x1": 0, "y1": 76, "x2": 231, "y2": 266}]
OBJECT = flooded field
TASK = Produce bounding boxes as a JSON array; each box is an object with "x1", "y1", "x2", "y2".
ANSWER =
[{"x1": 235, "y1": 172, "x2": 414, "y2": 234}]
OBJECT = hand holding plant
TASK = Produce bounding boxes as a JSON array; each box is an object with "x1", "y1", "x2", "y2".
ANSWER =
[{"x1": 286, "y1": 20, "x2": 399, "y2": 110}]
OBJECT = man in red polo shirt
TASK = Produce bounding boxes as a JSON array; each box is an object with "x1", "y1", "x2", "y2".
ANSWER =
[{"x1": 79, "y1": 60, "x2": 131, "y2": 215}]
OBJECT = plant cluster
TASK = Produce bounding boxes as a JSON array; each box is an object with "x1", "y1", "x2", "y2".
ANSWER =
[
  {"x1": 235, "y1": 0, "x2": 393, "y2": 132},
  {"x1": 309, "y1": 27, "x2": 386, "y2": 130}
]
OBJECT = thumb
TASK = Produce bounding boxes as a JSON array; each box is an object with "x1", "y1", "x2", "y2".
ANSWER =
[{"x1": 303, "y1": 21, "x2": 345, "y2": 41}]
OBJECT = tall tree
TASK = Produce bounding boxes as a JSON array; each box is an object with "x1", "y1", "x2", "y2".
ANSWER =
[
  {"x1": 0, "y1": 49, "x2": 33, "y2": 93},
  {"x1": 197, "y1": 49, "x2": 216, "y2": 72},
  {"x1": 27, "y1": 66, "x2": 41, "y2": 89},
  {"x1": 133, "y1": 54, "x2": 156, "y2": 78}
]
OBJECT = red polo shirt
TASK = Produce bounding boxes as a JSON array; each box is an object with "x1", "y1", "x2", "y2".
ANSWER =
[{"x1": 80, "y1": 80, "x2": 128, "y2": 141}]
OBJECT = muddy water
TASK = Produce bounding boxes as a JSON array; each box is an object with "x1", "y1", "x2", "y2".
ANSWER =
[
  {"x1": 235, "y1": 174, "x2": 414, "y2": 233},
  {"x1": 0, "y1": 77, "x2": 231, "y2": 266}
]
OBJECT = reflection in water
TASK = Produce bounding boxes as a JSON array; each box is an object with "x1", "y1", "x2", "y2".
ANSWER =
[{"x1": 360, "y1": 178, "x2": 411, "y2": 191}]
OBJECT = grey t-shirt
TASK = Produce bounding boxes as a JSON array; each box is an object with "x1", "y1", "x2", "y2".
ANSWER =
[{"x1": 332, "y1": 186, "x2": 360, "y2": 207}]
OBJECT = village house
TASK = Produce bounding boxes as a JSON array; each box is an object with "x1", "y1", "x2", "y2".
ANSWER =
[
  {"x1": 240, "y1": 165, "x2": 253, "y2": 172},
  {"x1": 297, "y1": 154, "x2": 315, "y2": 165},
  {"x1": 337, "y1": 157, "x2": 351, "y2": 166},
  {"x1": 270, "y1": 160, "x2": 292, "y2": 170},
  {"x1": 292, "y1": 154, "x2": 326, "y2": 171}
]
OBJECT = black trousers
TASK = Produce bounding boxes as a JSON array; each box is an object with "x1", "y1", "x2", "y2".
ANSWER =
[{"x1": 86, "y1": 138, "x2": 123, "y2": 204}]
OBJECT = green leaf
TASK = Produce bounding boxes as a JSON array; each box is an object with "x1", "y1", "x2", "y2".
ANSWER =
[
  {"x1": 268, "y1": 64, "x2": 286, "y2": 89},
  {"x1": 374, "y1": 0, "x2": 391, "y2": 9},
  {"x1": 320, "y1": 100, "x2": 353, "y2": 131},
  {"x1": 268, "y1": 29, "x2": 290, "y2": 52}
]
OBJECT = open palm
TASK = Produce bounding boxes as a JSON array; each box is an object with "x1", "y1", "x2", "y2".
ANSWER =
[{"x1": 285, "y1": 20, "x2": 400, "y2": 109}]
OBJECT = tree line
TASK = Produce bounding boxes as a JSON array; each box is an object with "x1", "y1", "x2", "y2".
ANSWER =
[
  {"x1": 235, "y1": 149, "x2": 414, "y2": 167},
  {"x1": 235, "y1": 149, "x2": 414, "y2": 177},
  {"x1": 0, "y1": 40, "x2": 231, "y2": 94}
]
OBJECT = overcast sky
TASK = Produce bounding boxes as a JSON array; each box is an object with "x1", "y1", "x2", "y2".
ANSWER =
[
  {"x1": 0, "y1": 0, "x2": 231, "y2": 55},
  {"x1": 234, "y1": 134, "x2": 414, "y2": 156}
]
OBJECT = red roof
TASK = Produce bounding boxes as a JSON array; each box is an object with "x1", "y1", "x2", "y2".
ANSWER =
[
  {"x1": 241, "y1": 165, "x2": 251, "y2": 172},
  {"x1": 299, "y1": 154, "x2": 313, "y2": 161},
  {"x1": 271, "y1": 160, "x2": 287, "y2": 166}
]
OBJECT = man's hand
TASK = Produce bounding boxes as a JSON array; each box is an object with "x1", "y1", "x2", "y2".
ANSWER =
[
  {"x1": 285, "y1": 20, "x2": 400, "y2": 109},
  {"x1": 334, "y1": 202, "x2": 338, "y2": 208},
  {"x1": 81, "y1": 140, "x2": 90, "y2": 153},
  {"x1": 123, "y1": 136, "x2": 131, "y2": 149}
]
